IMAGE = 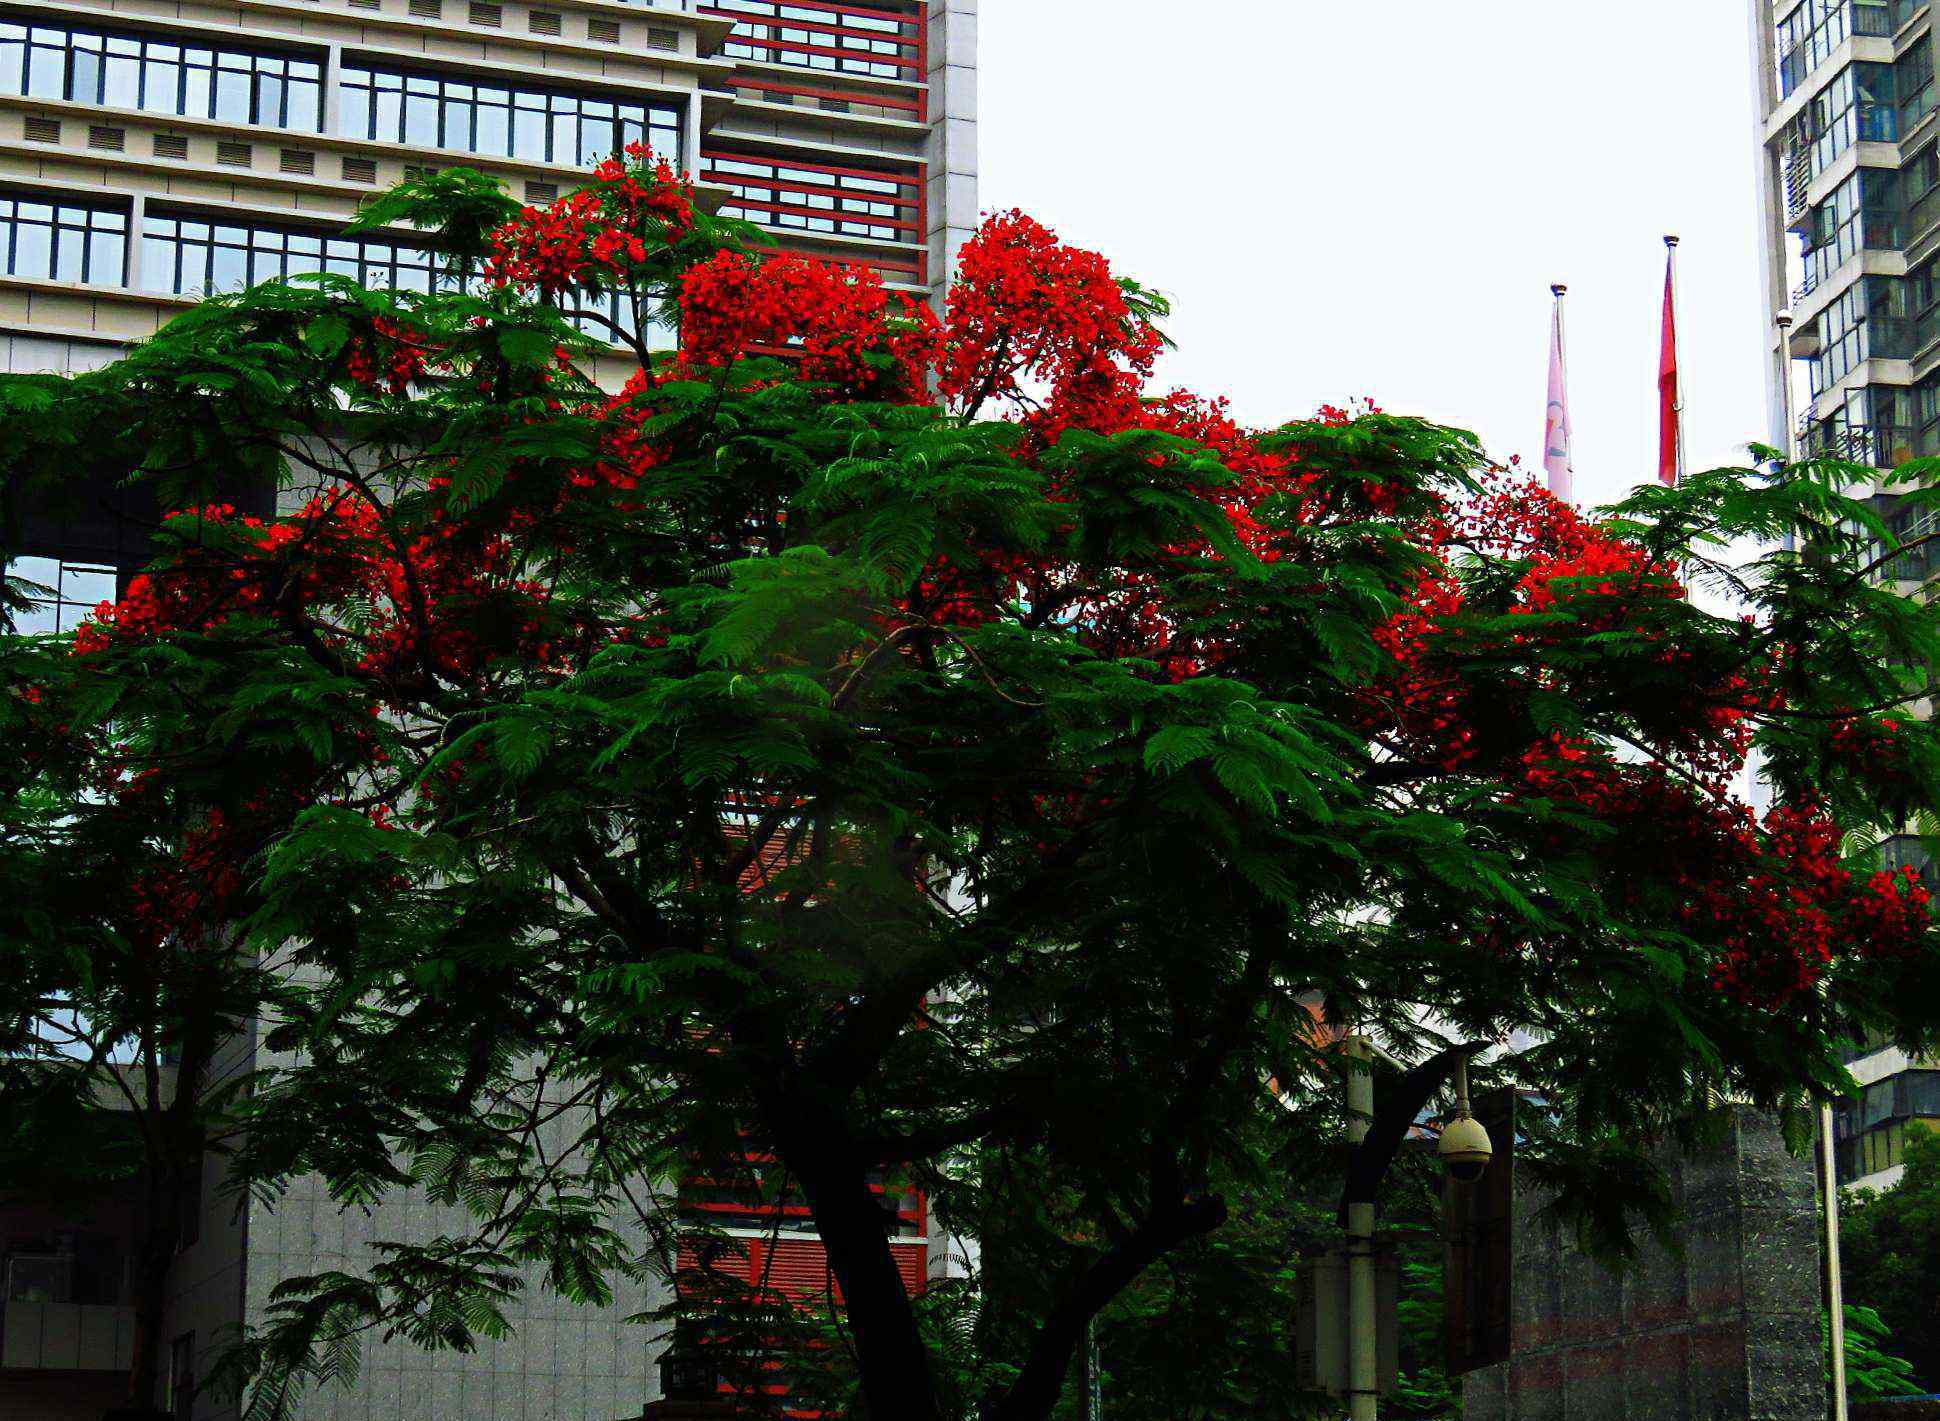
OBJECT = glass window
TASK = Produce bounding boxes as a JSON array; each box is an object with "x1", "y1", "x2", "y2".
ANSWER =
[
  {"x1": 1780, "y1": 1, "x2": 1896, "y2": 97},
  {"x1": 143, "y1": 210, "x2": 466, "y2": 298},
  {"x1": 1902, "y1": 36, "x2": 1934, "y2": 132},
  {"x1": 337, "y1": 63, "x2": 682, "y2": 168},
  {"x1": 1811, "y1": 276, "x2": 1910, "y2": 396},
  {"x1": 1805, "y1": 168, "x2": 1902, "y2": 295},
  {"x1": 165, "y1": 1333, "x2": 194, "y2": 1421},
  {"x1": 0, "y1": 194, "x2": 125, "y2": 285},
  {"x1": 7, "y1": 555, "x2": 117, "y2": 635},
  {"x1": 142, "y1": 207, "x2": 674, "y2": 349},
  {"x1": 0, "y1": 18, "x2": 319, "y2": 128}
]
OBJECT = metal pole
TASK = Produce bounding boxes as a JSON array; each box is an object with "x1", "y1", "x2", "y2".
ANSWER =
[
  {"x1": 1083, "y1": 1315, "x2": 1102, "y2": 1421},
  {"x1": 1552, "y1": 282, "x2": 1573, "y2": 504},
  {"x1": 1552, "y1": 283, "x2": 1570, "y2": 379},
  {"x1": 1345, "y1": 1035, "x2": 1377, "y2": 1421},
  {"x1": 1776, "y1": 310, "x2": 1797, "y2": 465},
  {"x1": 1821, "y1": 1100, "x2": 1850, "y2": 1421},
  {"x1": 1666, "y1": 235, "x2": 1688, "y2": 483}
]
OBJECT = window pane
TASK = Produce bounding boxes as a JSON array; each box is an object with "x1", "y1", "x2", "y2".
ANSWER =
[
  {"x1": 213, "y1": 67, "x2": 249, "y2": 122},
  {"x1": 140, "y1": 232, "x2": 176, "y2": 293},
  {"x1": 70, "y1": 46, "x2": 102, "y2": 103},
  {"x1": 103, "y1": 51, "x2": 138, "y2": 108},
  {"x1": 25, "y1": 42, "x2": 61, "y2": 98},
  {"x1": 12, "y1": 218, "x2": 50, "y2": 278},
  {"x1": 89, "y1": 231, "x2": 123, "y2": 285},
  {"x1": 211, "y1": 242, "x2": 244, "y2": 292},
  {"x1": 340, "y1": 83, "x2": 370, "y2": 140}
]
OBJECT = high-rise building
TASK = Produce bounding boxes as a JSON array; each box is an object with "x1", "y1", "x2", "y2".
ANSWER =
[
  {"x1": 1749, "y1": 0, "x2": 1940, "y2": 1191},
  {"x1": 0, "y1": 3, "x2": 976, "y2": 1416}
]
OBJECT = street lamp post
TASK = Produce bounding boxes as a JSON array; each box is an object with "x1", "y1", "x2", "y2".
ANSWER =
[{"x1": 1344, "y1": 1034, "x2": 1379, "y2": 1421}]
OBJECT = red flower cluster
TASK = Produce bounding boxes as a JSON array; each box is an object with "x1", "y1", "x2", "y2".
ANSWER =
[
  {"x1": 487, "y1": 145, "x2": 695, "y2": 301},
  {"x1": 678, "y1": 250, "x2": 941, "y2": 398},
  {"x1": 938, "y1": 210, "x2": 1164, "y2": 435},
  {"x1": 1830, "y1": 715, "x2": 1906, "y2": 778},
  {"x1": 583, "y1": 367, "x2": 670, "y2": 494},
  {"x1": 1509, "y1": 736, "x2": 1929, "y2": 1009},
  {"x1": 1371, "y1": 572, "x2": 1475, "y2": 770},
  {"x1": 72, "y1": 492, "x2": 555, "y2": 685},
  {"x1": 1846, "y1": 865, "x2": 1933, "y2": 962},
  {"x1": 346, "y1": 315, "x2": 432, "y2": 395}
]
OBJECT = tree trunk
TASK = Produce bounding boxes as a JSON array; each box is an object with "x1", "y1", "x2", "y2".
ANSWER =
[
  {"x1": 787, "y1": 1143, "x2": 941, "y2": 1421},
  {"x1": 125, "y1": 1164, "x2": 184, "y2": 1413}
]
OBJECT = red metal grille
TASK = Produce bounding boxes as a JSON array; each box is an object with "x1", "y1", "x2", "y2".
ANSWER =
[
  {"x1": 703, "y1": 0, "x2": 926, "y2": 81},
  {"x1": 702, "y1": 149, "x2": 924, "y2": 244}
]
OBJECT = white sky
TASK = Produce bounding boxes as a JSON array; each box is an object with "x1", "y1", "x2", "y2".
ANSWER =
[{"x1": 978, "y1": 0, "x2": 1777, "y2": 513}]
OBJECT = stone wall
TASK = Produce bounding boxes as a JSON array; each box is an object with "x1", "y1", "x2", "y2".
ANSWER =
[{"x1": 1465, "y1": 1108, "x2": 1823, "y2": 1421}]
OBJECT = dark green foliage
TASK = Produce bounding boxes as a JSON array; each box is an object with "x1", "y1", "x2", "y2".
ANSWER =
[
  {"x1": 1831, "y1": 1303, "x2": 1925, "y2": 1401},
  {"x1": 1842, "y1": 1125, "x2": 1940, "y2": 1392}
]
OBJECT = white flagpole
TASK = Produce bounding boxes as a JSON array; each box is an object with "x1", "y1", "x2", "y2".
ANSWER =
[
  {"x1": 1666, "y1": 235, "x2": 1687, "y2": 482},
  {"x1": 1546, "y1": 282, "x2": 1575, "y2": 503}
]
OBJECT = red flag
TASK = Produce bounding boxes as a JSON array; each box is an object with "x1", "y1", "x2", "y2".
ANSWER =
[{"x1": 1658, "y1": 246, "x2": 1681, "y2": 486}]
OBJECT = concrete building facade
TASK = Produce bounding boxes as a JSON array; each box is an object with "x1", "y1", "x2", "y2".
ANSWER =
[
  {"x1": 0, "y1": 1, "x2": 976, "y2": 1416},
  {"x1": 1748, "y1": 0, "x2": 1940, "y2": 1193}
]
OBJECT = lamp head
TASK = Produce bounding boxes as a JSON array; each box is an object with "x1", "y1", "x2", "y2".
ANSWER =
[{"x1": 1439, "y1": 1113, "x2": 1494, "y2": 1184}]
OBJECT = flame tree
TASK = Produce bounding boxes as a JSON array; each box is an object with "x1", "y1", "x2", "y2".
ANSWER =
[{"x1": 5, "y1": 153, "x2": 1940, "y2": 1420}]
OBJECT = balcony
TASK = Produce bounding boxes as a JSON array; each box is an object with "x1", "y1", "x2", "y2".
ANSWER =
[
  {"x1": 703, "y1": 0, "x2": 926, "y2": 85},
  {"x1": 1, "y1": 1301, "x2": 136, "y2": 1372},
  {"x1": 1796, "y1": 417, "x2": 1918, "y2": 469},
  {"x1": 0, "y1": 1249, "x2": 136, "y2": 1372}
]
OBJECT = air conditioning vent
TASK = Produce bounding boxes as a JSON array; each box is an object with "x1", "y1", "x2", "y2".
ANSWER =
[
  {"x1": 23, "y1": 116, "x2": 60, "y2": 144},
  {"x1": 280, "y1": 148, "x2": 316, "y2": 176},
  {"x1": 153, "y1": 134, "x2": 189, "y2": 160},
  {"x1": 403, "y1": 163, "x2": 440, "y2": 181},
  {"x1": 349, "y1": 0, "x2": 381, "y2": 10},
  {"x1": 528, "y1": 9, "x2": 561, "y2": 34},
  {"x1": 216, "y1": 140, "x2": 252, "y2": 167},
  {"x1": 343, "y1": 156, "x2": 379, "y2": 184},
  {"x1": 587, "y1": 16, "x2": 620, "y2": 44},
  {"x1": 470, "y1": 1, "x2": 501, "y2": 23},
  {"x1": 524, "y1": 180, "x2": 558, "y2": 202},
  {"x1": 87, "y1": 125, "x2": 125, "y2": 152},
  {"x1": 646, "y1": 26, "x2": 678, "y2": 51},
  {"x1": 819, "y1": 97, "x2": 850, "y2": 113}
]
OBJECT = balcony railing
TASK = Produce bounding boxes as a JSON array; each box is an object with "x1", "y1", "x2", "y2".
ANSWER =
[
  {"x1": 1786, "y1": 145, "x2": 1815, "y2": 225},
  {"x1": 1796, "y1": 417, "x2": 1915, "y2": 467},
  {"x1": 703, "y1": 0, "x2": 926, "y2": 83},
  {"x1": 702, "y1": 149, "x2": 922, "y2": 244}
]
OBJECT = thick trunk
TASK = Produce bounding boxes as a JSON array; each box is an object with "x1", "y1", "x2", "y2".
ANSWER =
[
  {"x1": 127, "y1": 991, "x2": 215, "y2": 1416},
  {"x1": 992, "y1": 1195, "x2": 1228, "y2": 1421},
  {"x1": 125, "y1": 1168, "x2": 184, "y2": 1412},
  {"x1": 787, "y1": 1144, "x2": 941, "y2": 1421}
]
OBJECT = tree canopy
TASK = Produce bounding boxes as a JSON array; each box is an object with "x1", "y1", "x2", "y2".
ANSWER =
[{"x1": 6, "y1": 149, "x2": 1940, "y2": 1420}]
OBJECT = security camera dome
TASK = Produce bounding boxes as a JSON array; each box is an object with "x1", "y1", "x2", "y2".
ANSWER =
[{"x1": 1439, "y1": 1113, "x2": 1494, "y2": 1184}]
